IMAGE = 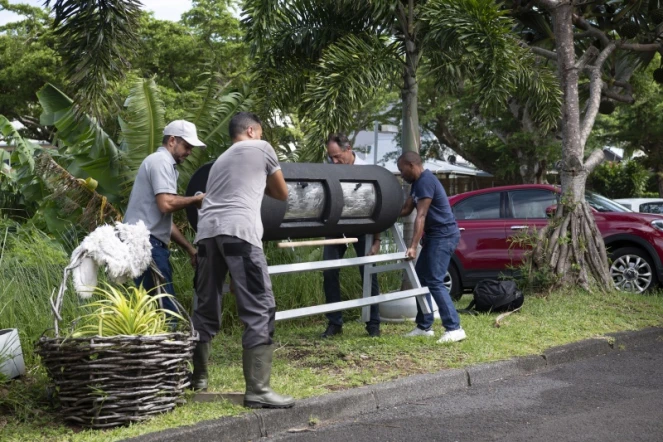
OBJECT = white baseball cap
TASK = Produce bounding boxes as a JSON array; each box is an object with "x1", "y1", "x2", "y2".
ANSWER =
[{"x1": 163, "y1": 120, "x2": 206, "y2": 148}]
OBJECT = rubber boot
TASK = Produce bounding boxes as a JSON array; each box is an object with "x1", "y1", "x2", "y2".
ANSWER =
[
  {"x1": 191, "y1": 341, "x2": 210, "y2": 391},
  {"x1": 243, "y1": 344, "x2": 295, "y2": 409}
]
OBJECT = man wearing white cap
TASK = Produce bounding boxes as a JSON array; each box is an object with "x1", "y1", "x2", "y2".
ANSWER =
[{"x1": 124, "y1": 120, "x2": 206, "y2": 314}]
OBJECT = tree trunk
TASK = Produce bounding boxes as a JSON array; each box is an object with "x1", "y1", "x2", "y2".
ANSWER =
[
  {"x1": 657, "y1": 164, "x2": 663, "y2": 198},
  {"x1": 519, "y1": 159, "x2": 548, "y2": 184},
  {"x1": 400, "y1": 33, "x2": 421, "y2": 290},
  {"x1": 532, "y1": 1, "x2": 612, "y2": 291}
]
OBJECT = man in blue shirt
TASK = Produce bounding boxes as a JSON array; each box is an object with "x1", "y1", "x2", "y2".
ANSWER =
[{"x1": 397, "y1": 151, "x2": 466, "y2": 343}]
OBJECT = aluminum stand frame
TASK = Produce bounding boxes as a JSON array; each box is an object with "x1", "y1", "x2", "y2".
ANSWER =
[{"x1": 271, "y1": 225, "x2": 431, "y2": 322}]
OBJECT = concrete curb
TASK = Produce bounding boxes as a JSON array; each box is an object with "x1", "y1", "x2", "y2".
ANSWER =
[{"x1": 125, "y1": 327, "x2": 663, "y2": 442}]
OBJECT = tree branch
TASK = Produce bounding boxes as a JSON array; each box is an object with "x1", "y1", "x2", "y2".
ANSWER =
[
  {"x1": 584, "y1": 148, "x2": 605, "y2": 173},
  {"x1": 595, "y1": 42, "x2": 616, "y2": 68},
  {"x1": 572, "y1": 14, "x2": 610, "y2": 47},
  {"x1": 618, "y1": 42, "x2": 662, "y2": 52},
  {"x1": 580, "y1": 43, "x2": 615, "y2": 148},
  {"x1": 575, "y1": 45, "x2": 599, "y2": 70},
  {"x1": 537, "y1": 0, "x2": 561, "y2": 10},
  {"x1": 601, "y1": 86, "x2": 635, "y2": 103},
  {"x1": 531, "y1": 46, "x2": 557, "y2": 60}
]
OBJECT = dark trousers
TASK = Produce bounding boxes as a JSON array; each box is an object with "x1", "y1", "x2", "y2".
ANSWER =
[
  {"x1": 415, "y1": 234, "x2": 461, "y2": 332},
  {"x1": 323, "y1": 234, "x2": 380, "y2": 327},
  {"x1": 194, "y1": 235, "x2": 275, "y2": 349},
  {"x1": 134, "y1": 236, "x2": 178, "y2": 314}
]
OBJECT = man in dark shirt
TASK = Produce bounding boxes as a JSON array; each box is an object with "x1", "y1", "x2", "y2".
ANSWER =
[{"x1": 398, "y1": 151, "x2": 466, "y2": 343}]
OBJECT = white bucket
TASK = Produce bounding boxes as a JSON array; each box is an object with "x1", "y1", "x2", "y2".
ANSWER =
[
  {"x1": 379, "y1": 297, "x2": 440, "y2": 323},
  {"x1": 0, "y1": 328, "x2": 26, "y2": 379}
]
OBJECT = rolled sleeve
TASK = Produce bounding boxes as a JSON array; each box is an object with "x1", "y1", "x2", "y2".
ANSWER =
[{"x1": 264, "y1": 146, "x2": 281, "y2": 176}]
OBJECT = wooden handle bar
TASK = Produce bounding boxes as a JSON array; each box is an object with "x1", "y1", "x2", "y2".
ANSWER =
[{"x1": 277, "y1": 238, "x2": 359, "y2": 248}]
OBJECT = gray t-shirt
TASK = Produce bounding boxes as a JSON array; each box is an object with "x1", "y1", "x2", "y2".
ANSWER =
[
  {"x1": 195, "y1": 140, "x2": 281, "y2": 248},
  {"x1": 124, "y1": 147, "x2": 178, "y2": 244}
]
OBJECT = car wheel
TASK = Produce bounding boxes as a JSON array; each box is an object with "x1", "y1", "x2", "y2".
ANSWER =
[
  {"x1": 444, "y1": 264, "x2": 463, "y2": 301},
  {"x1": 609, "y1": 247, "x2": 658, "y2": 293}
]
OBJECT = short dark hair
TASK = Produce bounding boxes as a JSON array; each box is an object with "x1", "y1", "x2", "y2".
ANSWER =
[
  {"x1": 229, "y1": 112, "x2": 262, "y2": 139},
  {"x1": 326, "y1": 133, "x2": 351, "y2": 151},
  {"x1": 397, "y1": 151, "x2": 422, "y2": 165},
  {"x1": 162, "y1": 135, "x2": 188, "y2": 146}
]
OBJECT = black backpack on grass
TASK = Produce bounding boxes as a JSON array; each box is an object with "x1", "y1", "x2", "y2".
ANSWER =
[{"x1": 459, "y1": 280, "x2": 524, "y2": 315}]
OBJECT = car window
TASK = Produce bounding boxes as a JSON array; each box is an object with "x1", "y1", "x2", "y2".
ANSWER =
[
  {"x1": 453, "y1": 192, "x2": 501, "y2": 220},
  {"x1": 640, "y1": 202, "x2": 663, "y2": 214},
  {"x1": 585, "y1": 192, "x2": 631, "y2": 212},
  {"x1": 509, "y1": 190, "x2": 557, "y2": 219}
]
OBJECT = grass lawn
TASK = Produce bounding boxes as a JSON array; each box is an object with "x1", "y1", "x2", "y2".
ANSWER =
[{"x1": 2, "y1": 288, "x2": 662, "y2": 442}]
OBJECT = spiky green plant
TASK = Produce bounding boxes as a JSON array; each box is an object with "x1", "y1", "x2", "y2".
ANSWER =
[{"x1": 72, "y1": 284, "x2": 183, "y2": 337}]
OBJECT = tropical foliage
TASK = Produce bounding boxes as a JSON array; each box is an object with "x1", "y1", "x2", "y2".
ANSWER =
[
  {"x1": 596, "y1": 55, "x2": 663, "y2": 197},
  {"x1": 44, "y1": 0, "x2": 142, "y2": 121},
  {"x1": 243, "y1": 0, "x2": 561, "y2": 162},
  {"x1": 71, "y1": 284, "x2": 182, "y2": 337},
  {"x1": 0, "y1": 76, "x2": 251, "y2": 238}
]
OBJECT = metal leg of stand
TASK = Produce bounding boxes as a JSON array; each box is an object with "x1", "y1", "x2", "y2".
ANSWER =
[
  {"x1": 390, "y1": 225, "x2": 430, "y2": 314},
  {"x1": 361, "y1": 233, "x2": 373, "y2": 323},
  {"x1": 270, "y1": 224, "x2": 432, "y2": 322}
]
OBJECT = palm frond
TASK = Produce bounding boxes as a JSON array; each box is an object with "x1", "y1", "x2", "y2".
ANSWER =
[
  {"x1": 119, "y1": 77, "x2": 166, "y2": 198},
  {"x1": 423, "y1": 0, "x2": 524, "y2": 110},
  {"x1": 423, "y1": 0, "x2": 561, "y2": 132},
  {"x1": 44, "y1": 0, "x2": 142, "y2": 121},
  {"x1": 37, "y1": 83, "x2": 122, "y2": 196},
  {"x1": 244, "y1": 0, "x2": 395, "y2": 114},
  {"x1": 176, "y1": 74, "x2": 253, "y2": 189},
  {"x1": 297, "y1": 33, "x2": 402, "y2": 161},
  {"x1": 1, "y1": 117, "x2": 121, "y2": 231},
  {"x1": 35, "y1": 154, "x2": 122, "y2": 231},
  {"x1": 0, "y1": 115, "x2": 37, "y2": 172}
]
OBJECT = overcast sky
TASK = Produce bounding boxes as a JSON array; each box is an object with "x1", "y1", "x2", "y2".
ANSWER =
[{"x1": 0, "y1": 0, "x2": 193, "y2": 25}]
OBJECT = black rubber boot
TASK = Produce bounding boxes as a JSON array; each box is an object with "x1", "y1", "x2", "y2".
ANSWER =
[
  {"x1": 243, "y1": 344, "x2": 295, "y2": 409},
  {"x1": 191, "y1": 341, "x2": 210, "y2": 391}
]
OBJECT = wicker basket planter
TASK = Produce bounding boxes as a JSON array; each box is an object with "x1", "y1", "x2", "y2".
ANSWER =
[
  {"x1": 35, "y1": 262, "x2": 198, "y2": 429},
  {"x1": 36, "y1": 330, "x2": 197, "y2": 428}
]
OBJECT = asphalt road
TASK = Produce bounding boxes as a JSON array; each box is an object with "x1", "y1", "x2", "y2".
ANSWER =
[{"x1": 266, "y1": 340, "x2": 663, "y2": 442}]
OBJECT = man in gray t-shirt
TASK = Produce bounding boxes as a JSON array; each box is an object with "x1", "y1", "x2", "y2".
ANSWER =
[
  {"x1": 124, "y1": 120, "x2": 205, "y2": 313},
  {"x1": 191, "y1": 112, "x2": 294, "y2": 409}
]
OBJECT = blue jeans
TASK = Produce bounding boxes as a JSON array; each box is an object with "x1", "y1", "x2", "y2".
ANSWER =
[
  {"x1": 134, "y1": 236, "x2": 178, "y2": 315},
  {"x1": 415, "y1": 234, "x2": 461, "y2": 332},
  {"x1": 323, "y1": 234, "x2": 380, "y2": 327}
]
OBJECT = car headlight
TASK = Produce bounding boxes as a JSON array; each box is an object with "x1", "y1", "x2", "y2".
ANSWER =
[{"x1": 651, "y1": 219, "x2": 663, "y2": 232}]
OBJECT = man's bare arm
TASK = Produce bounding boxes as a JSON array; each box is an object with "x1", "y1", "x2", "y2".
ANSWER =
[
  {"x1": 400, "y1": 196, "x2": 415, "y2": 217},
  {"x1": 171, "y1": 223, "x2": 197, "y2": 267},
  {"x1": 405, "y1": 198, "x2": 432, "y2": 260},
  {"x1": 156, "y1": 193, "x2": 204, "y2": 213},
  {"x1": 265, "y1": 170, "x2": 288, "y2": 201}
]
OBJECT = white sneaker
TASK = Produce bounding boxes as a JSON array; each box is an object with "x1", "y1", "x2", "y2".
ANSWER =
[
  {"x1": 404, "y1": 327, "x2": 434, "y2": 337},
  {"x1": 437, "y1": 328, "x2": 467, "y2": 343}
]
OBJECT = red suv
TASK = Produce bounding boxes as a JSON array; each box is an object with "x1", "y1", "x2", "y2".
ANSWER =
[{"x1": 444, "y1": 184, "x2": 663, "y2": 299}]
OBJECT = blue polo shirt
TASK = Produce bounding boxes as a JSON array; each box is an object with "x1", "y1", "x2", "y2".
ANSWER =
[{"x1": 410, "y1": 169, "x2": 458, "y2": 237}]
